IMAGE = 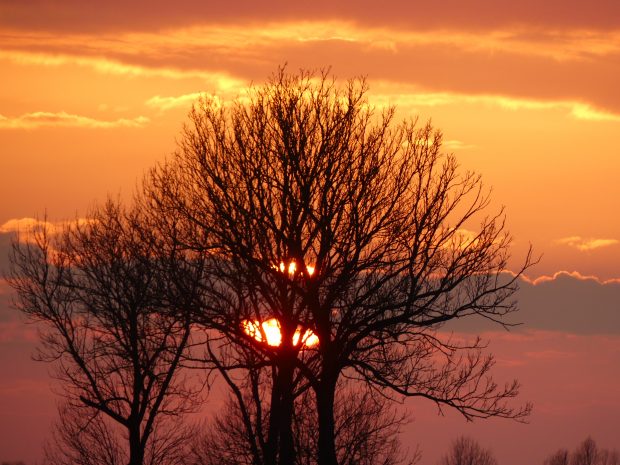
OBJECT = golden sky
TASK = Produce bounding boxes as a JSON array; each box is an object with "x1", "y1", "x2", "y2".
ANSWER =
[
  {"x1": 0, "y1": 2, "x2": 619, "y2": 463},
  {"x1": 1, "y1": 1, "x2": 618, "y2": 280}
]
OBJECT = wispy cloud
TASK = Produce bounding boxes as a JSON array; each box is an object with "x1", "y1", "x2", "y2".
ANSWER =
[
  {"x1": 443, "y1": 139, "x2": 475, "y2": 150},
  {"x1": 570, "y1": 104, "x2": 620, "y2": 122},
  {"x1": 555, "y1": 236, "x2": 619, "y2": 252},
  {"x1": 0, "y1": 218, "x2": 58, "y2": 235},
  {"x1": 526, "y1": 270, "x2": 620, "y2": 286},
  {"x1": 145, "y1": 92, "x2": 206, "y2": 112},
  {"x1": 0, "y1": 111, "x2": 149, "y2": 129},
  {"x1": 370, "y1": 86, "x2": 620, "y2": 122},
  {"x1": 524, "y1": 349, "x2": 575, "y2": 360},
  {"x1": 0, "y1": 217, "x2": 93, "y2": 238},
  {"x1": 2, "y1": 25, "x2": 620, "y2": 122},
  {"x1": 0, "y1": 49, "x2": 247, "y2": 90},
  {"x1": 3, "y1": 22, "x2": 620, "y2": 63},
  {"x1": 0, "y1": 321, "x2": 38, "y2": 344}
]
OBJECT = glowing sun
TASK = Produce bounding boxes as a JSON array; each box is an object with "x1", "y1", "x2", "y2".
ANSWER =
[{"x1": 242, "y1": 318, "x2": 319, "y2": 347}]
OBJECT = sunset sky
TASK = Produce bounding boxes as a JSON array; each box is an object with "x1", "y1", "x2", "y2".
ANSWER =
[{"x1": 0, "y1": 1, "x2": 619, "y2": 464}]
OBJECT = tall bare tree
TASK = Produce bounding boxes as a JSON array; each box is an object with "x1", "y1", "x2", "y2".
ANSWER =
[
  {"x1": 148, "y1": 67, "x2": 532, "y2": 465},
  {"x1": 8, "y1": 200, "x2": 205, "y2": 465}
]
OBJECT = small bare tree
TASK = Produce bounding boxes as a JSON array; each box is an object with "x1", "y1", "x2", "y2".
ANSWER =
[
  {"x1": 440, "y1": 437, "x2": 497, "y2": 465},
  {"x1": 187, "y1": 371, "x2": 420, "y2": 465},
  {"x1": 572, "y1": 438, "x2": 600, "y2": 465},
  {"x1": 599, "y1": 450, "x2": 620, "y2": 465},
  {"x1": 44, "y1": 403, "x2": 124, "y2": 465},
  {"x1": 8, "y1": 200, "x2": 205, "y2": 465},
  {"x1": 544, "y1": 437, "x2": 620, "y2": 465},
  {"x1": 545, "y1": 449, "x2": 570, "y2": 465}
]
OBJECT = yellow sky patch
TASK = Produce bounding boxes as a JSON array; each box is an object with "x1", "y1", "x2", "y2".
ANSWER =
[{"x1": 555, "y1": 236, "x2": 619, "y2": 252}]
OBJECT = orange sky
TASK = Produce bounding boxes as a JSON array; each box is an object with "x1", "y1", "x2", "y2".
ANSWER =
[
  {"x1": 1, "y1": 1, "x2": 618, "y2": 280},
  {"x1": 0, "y1": 2, "x2": 618, "y2": 464}
]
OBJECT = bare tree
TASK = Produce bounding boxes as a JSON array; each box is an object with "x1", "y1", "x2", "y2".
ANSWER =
[
  {"x1": 44, "y1": 403, "x2": 124, "y2": 465},
  {"x1": 544, "y1": 438, "x2": 620, "y2": 465},
  {"x1": 187, "y1": 370, "x2": 420, "y2": 465},
  {"x1": 440, "y1": 436, "x2": 497, "y2": 465},
  {"x1": 572, "y1": 438, "x2": 599, "y2": 465},
  {"x1": 8, "y1": 200, "x2": 205, "y2": 465},
  {"x1": 599, "y1": 450, "x2": 620, "y2": 465},
  {"x1": 44, "y1": 402, "x2": 196, "y2": 465},
  {"x1": 148, "y1": 67, "x2": 532, "y2": 465},
  {"x1": 545, "y1": 449, "x2": 570, "y2": 465}
]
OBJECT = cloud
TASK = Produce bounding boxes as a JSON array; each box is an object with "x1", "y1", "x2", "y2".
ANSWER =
[
  {"x1": 571, "y1": 104, "x2": 620, "y2": 122},
  {"x1": 444, "y1": 271, "x2": 620, "y2": 335},
  {"x1": 0, "y1": 217, "x2": 58, "y2": 235},
  {"x1": 0, "y1": 111, "x2": 149, "y2": 129},
  {"x1": 526, "y1": 270, "x2": 617, "y2": 285},
  {"x1": 145, "y1": 92, "x2": 206, "y2": 112},
  {"x1": 0, "y1": 217, "x2": 94, "y2": 250},
  {"x1": 523, "y1": 349, "x2": 575, "y2": 360},
  {"x1": 555, "y1": 236, "x2": 619, "y2": 252},
  {"x1": 2, "y1": 23, "x2": 620, "y2": 120},
  {"x1": 0, "y1": 320, "x2": 38, "y2": 343},
  {"x1": 2, "y1": 1, "x2": 620, "y2": 34},
  {"x1": 370, "y1": 85, "x2": 620, "y2": 122},
  {"x1": 0, "y1": 49, "x2": 247, "y2": 89},
  {"x1": 443, "y1": 139, "x2": 475, "y2": 150},
  {"x1": 5, "y1": 22, "x2": 620, "y2": 67}
]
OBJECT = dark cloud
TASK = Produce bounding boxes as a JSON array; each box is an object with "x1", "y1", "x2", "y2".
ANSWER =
[
  {"x1": 0, "y1": 231, "x2": 13, "y2": 277},
  {"x1": 3, "y1": 29, "x2": 619, "y2": 117},
  {"x1": 445, "y1": 272, "x2": 620, "y2": 334},
  {"x1": 2, "y1": 0, "x2": 620, "y2": 33}
]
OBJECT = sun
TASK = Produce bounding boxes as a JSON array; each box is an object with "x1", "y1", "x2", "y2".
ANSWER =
[{"x1": 242, "y1": 318, "x2": 319, "y2": 348}]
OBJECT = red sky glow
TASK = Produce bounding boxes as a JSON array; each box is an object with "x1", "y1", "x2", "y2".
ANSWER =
[{"x1": 0, "y1": 1, "x2": 618, "y2": 464}]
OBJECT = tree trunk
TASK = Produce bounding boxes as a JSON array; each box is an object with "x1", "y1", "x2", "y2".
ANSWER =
[
  {"x1": 277, "y1": 355, "x2": 296, "y2": 465},
  {"x1": 265, "y1": 352, "x2": 297, "y2": 465},
  {"x1": 128, "y1": 423, "x2": 144, "y2": 465},
  {"x1": 316, "y1": 373, "x2": 338, "y2": 465},
  {"x1": 265, "y1": 367, "x2": 281, "y2": 465}
]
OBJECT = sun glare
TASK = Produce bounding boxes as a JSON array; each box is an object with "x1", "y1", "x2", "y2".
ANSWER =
[
  {"x1": 242, "y1": 318, "x2": 319, "y2": 348},
  {"x1": 274, "y1": 260, "x2": 315, "y2": 277}
]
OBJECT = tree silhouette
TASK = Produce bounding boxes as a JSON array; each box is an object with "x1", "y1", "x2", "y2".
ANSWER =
[
  {"x1": 187, "y1": 374, "x2": 420, "y2": 465},
  {"x1": 44, "y1": 403, "x2": 124, "y2": 465},
  {"x1": 545, "y1": 449, "x2": 570, "y2": 465},
  {"x1": 148, "y1": 68, "x2": 532, "y2": 465},
  {"x1": 572, "y1": 438, "x2": 600, "y2": 465},
  {"x1": 440, "y1": 436, "x2": 497, "y2": 465},
  {"x1": 599, "y1": 450, "x2": 620, "y2": 465},
  {"x1": 543, "y1": 437, "x2": 620, "y2": 465},
  {"x1": 8, "y1": 200, "x2": 205, "y2": 465}
]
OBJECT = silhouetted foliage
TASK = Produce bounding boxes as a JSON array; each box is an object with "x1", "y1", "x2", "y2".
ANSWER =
[
  {"x1": 599, "y1": 450, "x2": 620, "y2": 465},
  {"x1": 44, "y1": 402, "x2": 196, "y2": 465},
  {"x1": 572, "y1": 438, "x2": 600, "y2": 465},
  {"x1": 148, "y1": 67, "x2": 532, "y2": 465},
  {"x1": 439, "y1": 436, "x2": 497, "y2": 465},
  {"x1": 187, "y1": 374, "x2": 420, "y2": 465},
  {"x1": 544, "y1": 437, "x2": 620, "y2": 465},
  {"x1": 545, "y1": 449, "x2": 570, "y2": 465},
  {"x1": 8, "y1": 201, "x2": 205, "y2": 465},
  {"x1": 44, "y1": 403, "x2": 124, "y2": 465}
]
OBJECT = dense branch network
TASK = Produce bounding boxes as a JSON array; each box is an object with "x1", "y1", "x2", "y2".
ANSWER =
[{"x1": 147, "y1": 68, "x2": 532, "y2": 465}]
